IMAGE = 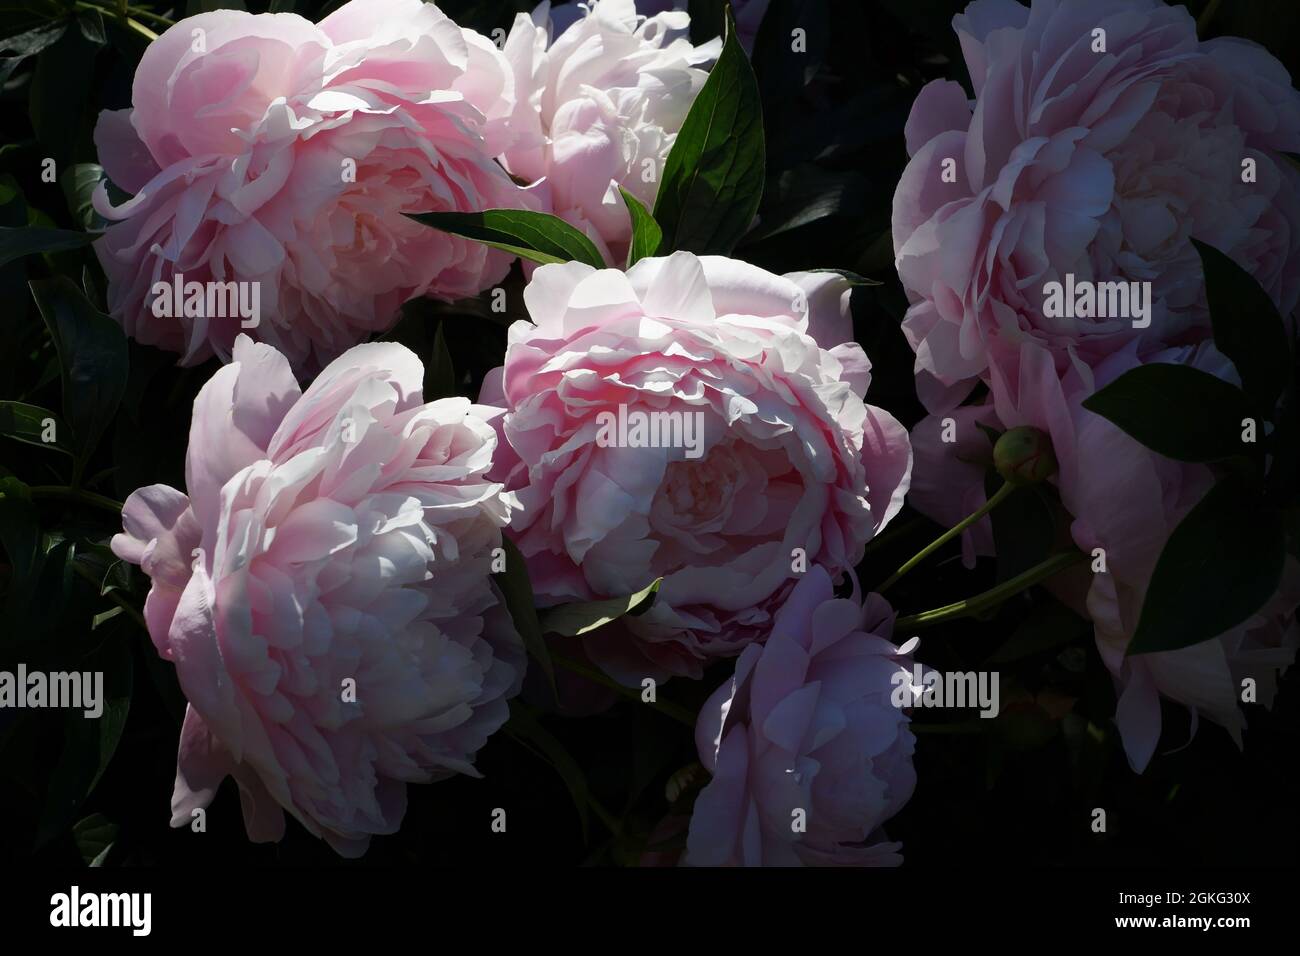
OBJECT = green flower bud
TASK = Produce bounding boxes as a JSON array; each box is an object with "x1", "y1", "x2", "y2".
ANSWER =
[{"x1": 993, "y1": 426, "x2": 1058, "y2": 486}]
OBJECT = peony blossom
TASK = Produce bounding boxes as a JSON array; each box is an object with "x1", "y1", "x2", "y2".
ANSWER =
[
  {"x1": 990, "y1": 339, "x2": 1300, "y2": 771},
  {"x1": 111, "y1": 334, "x2": 523, "y2": 856},
  {"x1": 685, "y1": 566, "x2": 916, "y2": 866},
  {"x1": 892, "y1": 0, "x2": 1300, "y2": 411},
  {"x1": 481, "y1": 252, "x2": 911, "y2": 682},
  {"x1": 501, "y1": 0, "x2": 718, "y2": 265},
  {"x1": 94, "y1": 0, "x2": 531, "y2": 374}
]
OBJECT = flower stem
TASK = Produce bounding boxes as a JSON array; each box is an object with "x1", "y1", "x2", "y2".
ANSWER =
[
  {"x1": 878, "y1": 480, "x2": 1015, "y2": 594},
  {"x1": 895, "y1": 550, "x2": 1086, "y2": 630},
  {"x1": 29, "y1": 485, "x2": 124, "y2": 515},
  {"x1": 74, "y1": 1, "x2": 160, "y2": 41},
  {"x1": 552, "y1": 655, "x2": 697, "y2": 728}
]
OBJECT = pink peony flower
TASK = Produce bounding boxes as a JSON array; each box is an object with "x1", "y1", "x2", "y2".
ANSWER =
[
  {"x1": 93, "y1": 0, "x2": 531, "y2": 374},
  {"x1": 985, "y1": 338, "x2": 1298, "y2": 771},
  {"x1": 501, "y1": 0, "x2": 718, "y2": 265},
  {"x1": 892, "y1": 0, "x2": 1300, "y2": 411},
  {"x1": 111, "y1": 334, "x2": 524, "y2": 856},
  {"x1": 685, "y1": 566, "x2": 916, "y2": 866},
  {"x1": 481, "y1": 252, "x2": 911, "y2": 682}
]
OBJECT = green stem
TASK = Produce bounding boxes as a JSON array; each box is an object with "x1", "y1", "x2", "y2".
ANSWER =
[
  {"x1": 75, "y1": 1, "x2": 160, "y2": 40},
  {"x1": 878, "y1": 481, "x2": 1015, "y2": 594},
  {"x1": 29, "y1": 485, "x2": 124, "y2": 515},
  {"x1": 553, "y1": 655, "x2": 697, "y2": 729},
  {"x1": 895, "y1": 550, "x2": 1086, "y2": 630}
]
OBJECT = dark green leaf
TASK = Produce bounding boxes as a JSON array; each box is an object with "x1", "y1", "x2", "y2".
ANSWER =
[
  {"x1": 36, "y1": 632, "x2": 133, "y2": 847},
  {"x1": 72, "y1": 813, "x2": 118, "y2": 866},
  {"x1": 492, "y1": 535, "x2": 556, "y2": 699},
  {"x1": 62, "y1": 163, "x2": 107, "y2": 232},
  {"x1": 0, "y1": 401, "x2": 72, "y2": 455},
  {"x1": 77, "y1": 8, "x2": 105, "y2": 45},
  {"x1": 0, "y1": 477, "x2": 40, "y2": 643},
  {"x1": 1192, "y1": 237, "x2": 1292, "y2": 409},
  {"x1": 1082, "y1": 363, "x2": 1258, "y2": 463},
  {"x1": 407, "y1": 209, "x2": 605, "y2": 270},
  {"x1": 425, "y1": 321, "x2": 456, "y2": 400},
  {"x1": 986, "y1": 473, "x2": 1055, "y2": 583},
  {"x1": 504, "y1": 703, "x2": 590, "y2": 841},
  {"x1": 0, "y1": 22, "x2": 65, "y2": 85},
  {"x1": 801, "y1": 267, "x2": 880, "y2": 287},
  {"x1": 539, "y1": 578, "x2": 662, "y2": 638},
  {"x1": 653, "y1": 8, "x2": 765, "y2": 255},
  {"x1": 30, "y1": 277, "x2": 129, "y2": 480},
  {"x1": 620, "y1": 187, "x2": 662, "y2": 267},
  {"x1": 1129, "y1": 474, "x2": 1286, "y2": 654},
  {"x1": 0, "y1": 225, "x2": 96, "y2": 269}
]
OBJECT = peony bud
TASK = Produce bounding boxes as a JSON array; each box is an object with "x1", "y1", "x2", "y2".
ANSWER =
[{"x1": 993, "y1": 426, "x2": 1058, "y2": 486}]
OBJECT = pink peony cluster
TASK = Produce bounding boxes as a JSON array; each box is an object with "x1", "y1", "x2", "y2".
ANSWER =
[
  {"x1": 93, "y1": 0, "x2": 530, "y2": 374},
  {"x1": 482, "y1": 251, "x2": 911, "y2": 683},
  {"x1": 894, "y1": 0, "x2": 1300, "y2": 769},
  {"x1": 112, "y1": 335, "x2": 523, "y2": 856}
]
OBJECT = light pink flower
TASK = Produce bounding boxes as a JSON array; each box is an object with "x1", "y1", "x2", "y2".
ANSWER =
[
  {"x1": 94, "y1": 0, "x2": 530, "y2": 374},
  {"x1": 481, "y1": 253, "x2": 911, "y2": 682},
  {"x1": 501, "y1": 0, "x2": 718, "y2": 265},
  {"x1": 988, "y1": 338, "x2": 1300, "y2": 771},
  {"x1": 893, "y1": 0, "x2": 1300, "y2": 411},
  {"x1": 685, "y1": 566, "x2": 916, "y2": 866},
  {"x1": 111, "y1": 334, "x2": 523, "y2": 856}
]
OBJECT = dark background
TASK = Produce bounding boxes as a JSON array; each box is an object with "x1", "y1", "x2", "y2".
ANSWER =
[{"x1": 2, "y1": 0, "x2": 1298, "y2": 868}]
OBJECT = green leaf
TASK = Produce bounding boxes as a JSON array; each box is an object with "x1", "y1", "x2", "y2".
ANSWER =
[
  {"x1": 653, "y1": 7, "x2": 765, "y2": 255},
  {"x1": 491, "y1": 535, "x2": 556, "y2": 700},
  {"x1": 0, "y1": 401, "x2": 72, "y2": 455},
  {"x1": 504, "y1": 703, "x2": 590, "y2": 842},
  {"x1": 986, "y1": 473, "x2": 1055, "y2": 583},
  {"x1": 1192, "y1": 237, "x2": 1293, "y2": 409},
  {"x1": 1128, "y1": 473, "x2": 1286, "y2": 655},
  {"x1": 407, "y1": 209, "x2": 605, "y2": 270},
  {"x1": 72, "y1": 813, "x2": 118, "y2": 866},
  {"x1": 0, "y1": 225, "x2": 96, "y2": 269},
  {"x1": 62, "y1": 163, "x2": 107, "y2": 232},
  {"x1": 539, "y1": 578, "x2": 662, "y2": 638},
  {"x1": 0, "y1": 22, "x2": 66, "y2": 85},
  {"x1": 0, "y1": 477, "x2": 40, "y2": 642},
  {"x1": 620, "y1": 187, "x2": 662, "y2": 267},
  {"x1": 1082, "y1": 363, "x2": 1258, "y2": 463},
  {"x1": 36, "y1": 632, "x2": 133, "y2": 847},
  {"x1": 30, "y1": 277, "x2": 129, "y2": 481},
  {"x1": 801, "y1": 267, "x2": 881, "y2": 287},
  {"x1": 425, "y1": 321, "x2": 456, "y2": 401},
  {"x1": 77, "y1": 8, "x2": 106, "y2": 46}
]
